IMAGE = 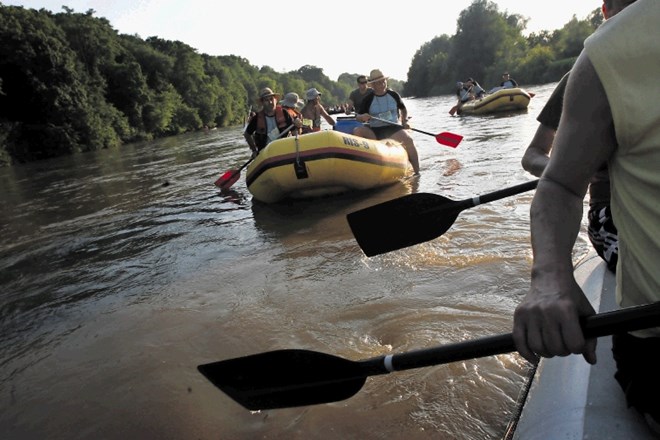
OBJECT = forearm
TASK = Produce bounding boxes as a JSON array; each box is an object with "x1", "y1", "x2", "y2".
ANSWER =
[
  {"x1": 320, "y1": 109, "x2": 335, "y2": 126},
  {"x1": 513, "y1": 53, "x2": 613, "y2": 364},
  {"x1": 243, "y1": 133, "x2": 257, "y2": 152},
  {"x1": 529, "y1": 178, "x2": 584, "y2": 285},
  {"x1": 356, "y1": 113, "x2": 371, "y2": 123},
  {"x1": 521, "y1": 125, "x2": 554, "y2": 177}
]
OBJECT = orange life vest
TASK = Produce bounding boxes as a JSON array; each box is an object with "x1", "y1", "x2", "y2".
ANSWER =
[
  {"x1": 253, "y1": 106, "x2": 290, "y2": 150},
  {"x1": 255, "y1": 106, "x2": 288, "y2": 134}
]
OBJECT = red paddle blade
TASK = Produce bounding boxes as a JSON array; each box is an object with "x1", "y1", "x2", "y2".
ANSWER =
[
  {"x1": 436, "y1": 132, "x2": 463, "y2": 148},
  {"x1": 214, "y1": 170, "x2": 240, "y2": 189}
]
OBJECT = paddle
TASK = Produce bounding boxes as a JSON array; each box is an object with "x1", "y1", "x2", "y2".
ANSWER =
[
  {"x1": 449, "y1": 105, "x2": 458, "y2": 116},
  {"x1": 243, "y1": 105, "x2": 252, "y2": 130},
  {"x1": 197, "y1": 301, "x2": 660, "y2": 410},
  {"x1": 347, "y1": 179, "x2": 538, "y2": 256},
  {"x1": 368, "y1": 116, "x2": 463, "y2": 148},
  {"x1": 214, "y1": 124, "x2": 295, "y2": 189},
  {"x1": 214, "y1": 157, "x2": 255, "y2": 189}
]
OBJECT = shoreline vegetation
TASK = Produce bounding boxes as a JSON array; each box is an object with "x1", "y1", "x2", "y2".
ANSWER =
[{"x1": 0, "y1": 1, "x2": 605, "y2": 166}]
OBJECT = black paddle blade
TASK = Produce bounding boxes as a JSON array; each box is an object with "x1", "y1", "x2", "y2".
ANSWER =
[
  {"x1": 347, "y1": 193, "x2": 462, "y2": 256},
  {"x1": 198, "y1": 349, "x2": 367, "y2": 410}
]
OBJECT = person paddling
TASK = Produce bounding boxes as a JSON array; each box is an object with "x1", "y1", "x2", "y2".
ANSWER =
[
  {"x1": 243, "y1": 88, "x2": 302, "y2": 156},
  {"x1": 353, "y1": 69, "x2": 421, "y2": 175}
]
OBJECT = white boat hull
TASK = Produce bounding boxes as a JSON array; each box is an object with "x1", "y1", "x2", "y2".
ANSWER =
[{"x1": 512, "y1": 252, "x2": 656, "y2": 439}]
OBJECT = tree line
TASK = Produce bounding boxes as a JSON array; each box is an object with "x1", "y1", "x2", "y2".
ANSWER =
[
  {"x1": 0, "y1": 1, "x2": 603, "y2": 166},
  {"x1": 403, "y1": 0, "x2": 603, "y2": 97}
]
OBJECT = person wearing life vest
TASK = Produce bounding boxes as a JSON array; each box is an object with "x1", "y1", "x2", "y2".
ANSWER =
[
  {"x1": 500, "y1": 72, "x2": 518, "y2": 88},
  {"x1": 244, "y1": 88, "x2": 301, "y2": 155},
  {"x1": 280, "y1": 92, "x2": 306, "y2": 137}
]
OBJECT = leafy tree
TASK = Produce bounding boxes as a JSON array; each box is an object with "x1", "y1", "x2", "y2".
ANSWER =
[
  {"x1": 554, "y1": 16, "x2": 595, "y2": 59},
  {"x1": 405, "y1": 35, "x2": 453, "y2": 97},
  {"x1": 588, "y1": 7, "x2": 605, "y2": 28},
  {"x1": 53, "y1": 7, "x2": 121, "y2": 77},
  {"x1": 0, "y1": 2, "x2": 608, "y2": 166},
  {"x1": 449, "y1": 0, "x2": 508, "y2": 85},
  {"x1": 0, "y1": 5, "x2": 120, "y2": 162},
  {"x1": 516, "y1": 45, "x2": 555, "y2": 84}
]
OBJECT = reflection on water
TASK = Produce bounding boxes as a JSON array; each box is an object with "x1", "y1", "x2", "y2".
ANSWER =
[{"x1": 0, "y1": 83, "x2": 593, "y2": 439}]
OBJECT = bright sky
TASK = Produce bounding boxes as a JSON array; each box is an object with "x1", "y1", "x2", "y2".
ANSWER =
[{"x1": 5, "y1": 0, "x2": 600, "y2": 81}]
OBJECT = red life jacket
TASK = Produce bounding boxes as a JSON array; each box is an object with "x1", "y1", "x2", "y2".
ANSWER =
[
  {"x1": 253, "y1": 106, "x2": 290, "y2": 150},
  {"x1": 282, "y1": 107, "x2": 300, "y2": 120},
  {"x1": 255, "y1": 106, "x2": 288, "y2": 134}
]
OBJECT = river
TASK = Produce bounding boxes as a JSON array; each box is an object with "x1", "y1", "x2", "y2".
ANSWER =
[{"x1": 0, "y1": 82, "x2": 592, "y2": 439}]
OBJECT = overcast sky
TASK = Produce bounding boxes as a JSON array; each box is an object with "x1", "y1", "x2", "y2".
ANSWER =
[{"x1": 5, "y1": 0, "x2": 600, "y2": 80}]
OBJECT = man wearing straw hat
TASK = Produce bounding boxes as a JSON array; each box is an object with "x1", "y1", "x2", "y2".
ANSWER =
[
  {"x1": 354, "y1": 69, "x2": 421, "y2": 175},
  {"x1": 244, "y1": 87, "x2": 301, "y2": 156}
]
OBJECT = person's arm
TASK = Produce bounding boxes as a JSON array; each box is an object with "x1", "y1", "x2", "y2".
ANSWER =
[
  {"x1": 283, "y1": 111, "x2": 303, "y2": 135},
  {"x1": 512, "y1": 51, "x2": 618, "y2": 365},
  {"x1": 347, "y1": 90, "x2": 357, "y2": 113},
  {"x1": 522, "y1": 73, "x2": 568, "y2": 176},
  {"x1": 319, "y1": 105, "x2": 336, "y2": 127},
  {"x1": 355, "y1": 93, "x2": 374, "y2": 123},
  {"x1": 389, "y1": 90, "x2": 409, "y2": 125},
  {"x1": 399, "y1": 109, "x2": 410, "y2": 129},
  {"x1": 243, "y1": 117, "x2": 258, "y2": 154},
  {"x1": 521, "y1": 124, "x2": 555, "y2": 177}
]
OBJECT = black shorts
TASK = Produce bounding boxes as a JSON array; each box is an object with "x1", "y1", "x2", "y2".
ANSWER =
[
  {"x1": 612, "y1": 332, "x2": 660, "y2": 423},
  {"x1": 371, "y1": 125, "x2": 403, "y2": 140},
  {"x1": 587, "y1": 204, "x2": 618, "y2": 272}
]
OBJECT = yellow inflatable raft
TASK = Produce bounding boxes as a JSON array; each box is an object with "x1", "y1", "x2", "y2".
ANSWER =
[
  {"x1": 246, "y1": 130, "x2": 410, "y2": 203},
  {"x1": 458, "y1": 87, "x2": 531, "y2": 115}
]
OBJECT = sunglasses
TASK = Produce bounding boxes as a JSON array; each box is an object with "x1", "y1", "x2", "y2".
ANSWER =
[{"x1": 359, "y1": 81, "x2": 368, "y2": 84}]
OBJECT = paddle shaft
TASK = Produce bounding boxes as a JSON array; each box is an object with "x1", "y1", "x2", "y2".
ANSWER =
[
  {"x1": 358, "y1": 301, "x2": 660, "y2": 376},
  {"x1": 235, "y1": 157, "x2": 254, "y2": 173},
  {"x1": 197, "y1": 301, "x2": 660, "y2": 410},
  {"x1": 346, "y1": 179, "x2": 540, "y2": 256},
  {"x1": 395, "y1": 180, "x2": 540, "y2": 223},
  {"x1": 467, "y1": 179, "x2": 539, "y2": 209},
  {"x1": 367, "y1": 116, "x2": 462, "y2": 148},
  {"x1": 370, "y1": 116, "x2": 432, "y2": 136},
  {"x1": 243, "y1": 105, "x2": 252, "y2": 130},
  {"x1": 216, "y1": 124, "x2": 295, "y2": 188}
]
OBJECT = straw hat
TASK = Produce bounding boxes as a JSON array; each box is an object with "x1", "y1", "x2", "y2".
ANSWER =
[
  {"x1": 368, "y1": 69, "x2": 388, "y2": 83},
  {"x1": 259, "y1": 87, "x2": 280, "y2": 99}
]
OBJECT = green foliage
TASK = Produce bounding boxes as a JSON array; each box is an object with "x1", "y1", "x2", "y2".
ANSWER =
[
  {"x1": 451, "y1": 0, "x2": 509, "y2": 82},
  {"x1": 405, "y1": 35, "x2": 453, "y2": 97},
  {"x1": 0, "y1": 4, "x2": 120, "y2": 162},
  {"x1": 403, "y1": 0, "x2": 603, "y2": 98},
  {"x1": 0, "y1": 2, "x2": 606, "y2": 166},
  {"x1": 554, "y1": 16, "x2": 596, "y2": 59},
  {"x1": 516, "y1": 45, "x2": 555, "y2": 84}
]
